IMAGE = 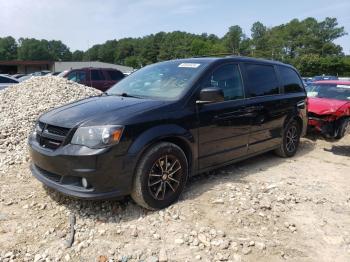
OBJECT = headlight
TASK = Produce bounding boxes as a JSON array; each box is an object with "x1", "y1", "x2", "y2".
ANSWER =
[
  {"x1": 32, "y1": 122, "x2": 43, "y2": 137},
  {"x1": 71, "y1": 125, "x2": 124, "y2": 148}
]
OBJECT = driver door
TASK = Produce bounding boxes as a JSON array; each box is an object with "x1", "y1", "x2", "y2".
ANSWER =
[{"x1": 197, "y1": 63, "x2": 252, "y2": 170}]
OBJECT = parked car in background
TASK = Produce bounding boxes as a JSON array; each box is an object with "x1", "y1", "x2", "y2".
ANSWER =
[
  {"x1": 49, "y1": 72, "x2": 61, "y2": 76},
  {"x1": 18, "y1": 75, "x2": 33, "y2": 82},
  {"x1": 0, "y1": 74, "x2": 19, "y2": 90},
  {"x1": 307, "y1": 80, "x2": 350, "y2": 139},
  {"x1": 312, "y1": 75, "x2": 338, "y2": 82},
  {"x1": 12, "y1": 73, "x2": 26, "y2": 79},
  {"x1": 302, "y1": 77, "x2": 312, "y2": 87},
  {"x1": 29, "y1": 57, "x2": 307, "y2": 209},
  {"x1": 32, "y1": 70, "x2": 51, "y2": 76},
  {"x1": 61, "y1": 68, "x2": 125, "y2": 91}
]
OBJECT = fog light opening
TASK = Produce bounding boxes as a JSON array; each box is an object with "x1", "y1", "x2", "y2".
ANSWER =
[{"x1": 81, "y1": 178, "x2": 90, "y2": 189}]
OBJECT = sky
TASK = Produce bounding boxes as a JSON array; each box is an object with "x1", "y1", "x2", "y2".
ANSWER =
[{"x1": 1, "y1": 0, "x2": 349, "y2": 53}]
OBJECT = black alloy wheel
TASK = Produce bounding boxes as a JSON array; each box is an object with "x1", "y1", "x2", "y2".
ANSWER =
[
  {"x1": 275, "y1": 120, "x2": 301, "y2": 158},
  {"x1": 131, "y1": 142, "x2": 188, "y2": 210},
  {"x1": 148, "y1": 154, "x2": 183, "y2": 201},
  {"x1": 286, "y1": 125, "x2": 299, "y2": 153}
]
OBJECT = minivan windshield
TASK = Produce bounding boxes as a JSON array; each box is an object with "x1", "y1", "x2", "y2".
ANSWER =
[
  {"x1": 106, "y1": 61, "x2": 208, "y2": 99},
  {"x1": 306, "y1": 84, "x2": 350, "y2": 101}
]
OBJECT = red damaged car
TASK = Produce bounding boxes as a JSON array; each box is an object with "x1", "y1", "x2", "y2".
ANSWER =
[{"x1": 306, "y1": 80, "x2": 350, "y2": 139}]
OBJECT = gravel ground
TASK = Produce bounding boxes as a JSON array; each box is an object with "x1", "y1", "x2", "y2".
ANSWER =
[
  {"x1": 0, "y1": 77, "x2": 349, "y2": 262},
  {"x1": 0, "y1": 76, "x2": 101, "y2": 172}
]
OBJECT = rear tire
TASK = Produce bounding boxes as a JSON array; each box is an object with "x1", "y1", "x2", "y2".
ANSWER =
[
  {"x1": 275, "y1": 120, "x2": 301, "y2": 158},
  {"x1": 131, "y1": 142, "x2": 188, "y2": 210}
]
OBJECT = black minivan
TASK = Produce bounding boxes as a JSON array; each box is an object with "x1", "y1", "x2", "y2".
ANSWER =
[{"x1": 29, "y1": 57, "x2": 307, "y2": 210}]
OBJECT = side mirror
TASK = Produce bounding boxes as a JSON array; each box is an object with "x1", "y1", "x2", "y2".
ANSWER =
[{"x1": 196, "y1": 88, "x2": 224, "y2": 104}]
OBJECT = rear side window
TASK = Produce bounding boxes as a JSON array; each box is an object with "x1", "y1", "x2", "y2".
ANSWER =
[
  {"x1": 91, "y1": 70, "x2": 105, "y2": 81},
  {"x1": 279, "y1": 66, "x2": 304, "y2": 93},
  {"x1": 203, "y1": 64, "x2": 244, "y2": 101},
  {"x1": 0, "y1": 76, "x2": 17, "y2": 83},
  {"x1": 106, "y1": 70, "x2": 124, "y2": 81},
  {"x1": 244, "y1": 64, "x2": 279, "y2": 97},
  {"x1": 77, "y1": 71, "x2": 86, "y2": 82}
]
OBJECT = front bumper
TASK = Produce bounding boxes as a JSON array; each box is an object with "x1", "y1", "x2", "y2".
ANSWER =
[
  {"x1": 308, "y1": 116, "x2": 336, "y2": 137},
  {"x1": 28, "y1": 135, "x2": 134, "y2": 200}
]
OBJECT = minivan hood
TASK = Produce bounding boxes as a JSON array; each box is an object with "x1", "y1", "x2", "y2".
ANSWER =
[
  {"x1": 39, "y1": 95, "x2": 165, "y2": 127},
  {"x1": 308, "y1": 97, "x2": 349, "y2": 115}
]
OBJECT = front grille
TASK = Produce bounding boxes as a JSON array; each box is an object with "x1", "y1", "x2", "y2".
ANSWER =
[
  {"x1": 36, "y1": 122, "x2": 71, "y2": 150},
  {"x1": 46, "y1": 125, "x2": 70, "y2": 137}
]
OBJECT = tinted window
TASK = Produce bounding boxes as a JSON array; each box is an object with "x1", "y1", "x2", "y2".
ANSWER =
[
  {"x1": 279, "y1": 66, "x2": 303, "y2": 93},
  {"x1": 67, "y1": 71, "x2": 86, "y2": 83},
  {"x1": 203, "y1": 64, "x2": 244, "y2": 101},
  {"x1": 244, "y1": 64, "x2": 279, "y2": 97},
  {"x1": 67, "y1": 71, "x2": 77, "y2": 81},
  {"x1": 77, "y1": 71, "x2": 86, "y2": 82},
  {"x1": 106, "y1": 70, "x2": 124, "y2": 81},
  {"x1": 91, "y1": 70, "x2": 104, "y2": 81},
  {"x1": 0, "y1": 76, "x2": 17, "y2": 83}
]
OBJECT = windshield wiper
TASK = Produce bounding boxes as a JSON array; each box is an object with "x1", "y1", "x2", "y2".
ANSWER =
[{"x1": 105, "y1": 92, "x2": 142, "y2": 99}]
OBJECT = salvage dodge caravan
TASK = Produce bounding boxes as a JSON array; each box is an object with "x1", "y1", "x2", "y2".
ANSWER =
[{"x1": 29, "y1": 57, "x2": 308, "y2": 210}]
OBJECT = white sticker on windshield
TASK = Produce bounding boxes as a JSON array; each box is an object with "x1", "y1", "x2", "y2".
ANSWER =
[
  {"x1": 337, "y1": 85, "x2": 350, "y2": 88},
  {"x1": 178, "y1": 63, "x2": 201, "y2": 68}
]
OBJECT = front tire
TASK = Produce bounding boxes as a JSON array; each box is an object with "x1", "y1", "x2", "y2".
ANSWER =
[
  {"x1": 334, "y1": 118, "x2": 349, "y2": 139},
  {"x1": 131, "y1": 142, "x2": 188, "y2": 210},
  {"x1": 275, "y1": 120, "x2": 301, "y2": 158}
]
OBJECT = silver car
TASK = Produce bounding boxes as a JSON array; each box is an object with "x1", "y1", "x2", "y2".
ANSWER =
[{"x1": 0, "y1": 74, "x2": 19, "y2": 90}]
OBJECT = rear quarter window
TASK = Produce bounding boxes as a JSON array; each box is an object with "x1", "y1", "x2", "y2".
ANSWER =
[
  {"x1": 278, "y1": 66, "x2": 304, "y2": 93},
  {"x1": 105, "y1": 70, "x2": 124, "y2": 81},
  {"x1": 244, "y1": 64, "x2": 279, "y2": 97}
]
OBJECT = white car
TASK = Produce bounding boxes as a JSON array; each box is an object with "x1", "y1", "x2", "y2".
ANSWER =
[
  {"x1": 18, "y1": 75, "x2": 34, "y2": 82},
  {"x1": 0, "y1": 74, "x2": 19, "y2": 90}
]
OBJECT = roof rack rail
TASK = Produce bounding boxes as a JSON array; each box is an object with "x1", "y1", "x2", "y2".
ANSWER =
[{"x1": 191, "y1": 53, "x2": 232, "y2": 58}]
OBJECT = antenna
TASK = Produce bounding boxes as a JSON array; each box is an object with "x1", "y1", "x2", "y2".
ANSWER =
[{"x1": 87, "y1": 40, "x2": 91, "y2": 67}]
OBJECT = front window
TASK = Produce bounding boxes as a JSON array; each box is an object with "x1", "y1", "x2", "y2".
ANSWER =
[
  {"x1": 202, "y1": 64, "x2": 244, "y2": 101},
  {"x1": 306, "y1": 84, "x2": 350, "y2": 101},
  {"x1": 106, "y1": 61, "x2": 208, "y2": 100}
]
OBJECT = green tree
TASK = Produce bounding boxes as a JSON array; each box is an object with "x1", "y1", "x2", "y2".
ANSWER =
[
  {"x1": 0, "y1": 36, "x2": 17, "y2": 60},
  {"x1": 48, "y1": 40, "x2": 72, "y2": 61},
  {"x1": 124, "y1": 56, "x2": 141, "y2": 68},
  {"x1": 17, "y1": 38, "x2": 52, "y2": 60},
  {"x1": 98, "y1": 40, "x2": 118, "y2": 63},
  {"x1": 223, "y1": 25, "x2": 244, "y2": 55},
  {"x1": 71, "y1": 50, "x2": 84, "y2": 61},
  {"x1": 251, "y1": 21, "x2": 268, "y2": 56},
  {"x1": 83, "y1": 44, "x2": 101, "y2": 61}
]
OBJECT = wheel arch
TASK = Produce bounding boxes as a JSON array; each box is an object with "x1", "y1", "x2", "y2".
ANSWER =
[
  {"x1": 127, "y1": 124, "x2": 196, "y2": 179},
  {"x1": 283, "y1": 113, "x2": 304, "y2": 134}
]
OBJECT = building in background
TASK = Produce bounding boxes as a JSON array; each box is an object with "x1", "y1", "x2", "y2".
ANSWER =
[
  {"x1": 53, "y1": 61, "x2": 133, "y2": 73},
  {"x1": 0, "y1": 60, "x2": 53, "y2": 74},
  {"x1": 0, "y1": 60, "x2": 133, "y2": 74}
]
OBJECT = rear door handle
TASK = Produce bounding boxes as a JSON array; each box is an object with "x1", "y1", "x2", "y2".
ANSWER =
[
  {"x1": 243, "y1": 105, "x2": 264, "y2": 112},
  {"x1": 297, "y1": 101, "x2": 305, "y2": 109}
]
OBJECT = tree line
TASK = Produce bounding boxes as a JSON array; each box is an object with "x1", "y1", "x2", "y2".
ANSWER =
[{"x1": 0, "y1": 17, "x2": 349, "y2": 76}]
